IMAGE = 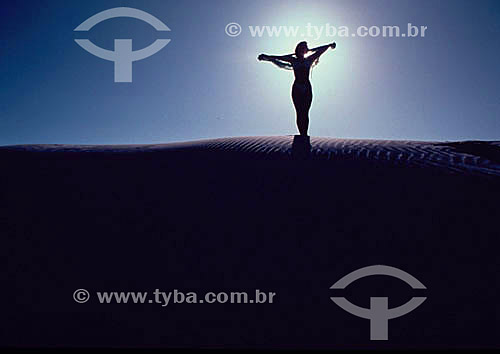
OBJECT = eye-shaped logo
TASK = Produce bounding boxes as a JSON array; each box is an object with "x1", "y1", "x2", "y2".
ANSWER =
[
  {"x1": 74, "y1": 7, "x2": 171, "y2": 82},
  {"x1": 330, "y1": 265, "x2": 426, "y2": 341}
]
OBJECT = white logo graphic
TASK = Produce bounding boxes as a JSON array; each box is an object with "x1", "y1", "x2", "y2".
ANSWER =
[
  {"x1": 74, "y1": 7, "x2": 171, "y2": 82},
  {"x1": 225, "y1": 22, "x2": 242, "y2": 37},
  {"x1": 330, "y1": 265, "x2": 426, "y2": 340},
  {"x1": 73, "y1": 289, "x2": 90, "y2": 303}
]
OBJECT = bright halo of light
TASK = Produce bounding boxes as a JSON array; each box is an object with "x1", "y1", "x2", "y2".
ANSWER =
[{"x1": 248, "y1": 1, "x2": 364, "y2": 136}]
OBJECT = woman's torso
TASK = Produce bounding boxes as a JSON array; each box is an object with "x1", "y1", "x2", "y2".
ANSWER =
[{"x1": 292, "y1": 58, "x2": 311, "y2": 84}]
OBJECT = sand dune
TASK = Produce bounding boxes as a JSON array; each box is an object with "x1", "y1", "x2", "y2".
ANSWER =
[
  {"x1": 3, "y1": 136, "x2": 500, "y2": 176},
  {"x1": 1, "y1": 136, "x2": 499, "y2": 348}
]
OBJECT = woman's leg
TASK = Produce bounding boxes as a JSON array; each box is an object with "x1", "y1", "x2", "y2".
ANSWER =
[
  {"x1": 297, "y1": 110, "x2": 309, "y2": 136},
  {"x1": 292, "y1": 84, "x2": 313, "y2": 136}
]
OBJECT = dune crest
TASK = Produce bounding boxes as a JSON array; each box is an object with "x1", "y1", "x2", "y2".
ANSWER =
[{"x1": 2, "y1": 136, "x2": 499, "y2": 176}]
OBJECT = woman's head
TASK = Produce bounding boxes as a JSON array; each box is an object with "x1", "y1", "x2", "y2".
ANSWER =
[{"x1": 295, "y1": 41, "x2": 309, "y2": 58}]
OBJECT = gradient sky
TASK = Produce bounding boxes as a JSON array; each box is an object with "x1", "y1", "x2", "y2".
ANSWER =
[{"x1": 1, "y1": 0, "x2": 499, "y2": 145}]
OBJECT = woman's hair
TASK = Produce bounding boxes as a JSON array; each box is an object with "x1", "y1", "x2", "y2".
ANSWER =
[
  {"x1": 297, "y1": 41, "x2": 321, "y2": 70},
  {"x1": 295, "y1": 41, "x2": 308, "y2": 58}
]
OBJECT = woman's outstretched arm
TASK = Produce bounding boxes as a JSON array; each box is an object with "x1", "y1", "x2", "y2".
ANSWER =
[
  {"x1": 308, "y1": 42, "x2": 336, "y2": 62},
  {"x1": 258, "y1": 54, "x2": 293, "y2": 70},
  {"x1": 258, "y1": 54, "x2": 295, "y2": 63}
]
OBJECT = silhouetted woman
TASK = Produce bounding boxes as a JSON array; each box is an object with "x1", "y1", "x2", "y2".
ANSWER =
[{"x1": 258, "y1": 41, "x2": 336, "y2": 136}]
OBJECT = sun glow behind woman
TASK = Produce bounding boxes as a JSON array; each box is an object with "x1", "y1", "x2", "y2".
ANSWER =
[{"x1": 246, "y1": 2, "x2": 362, "y2": 136}]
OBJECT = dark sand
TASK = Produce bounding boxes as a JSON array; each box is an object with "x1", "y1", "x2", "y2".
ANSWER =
[{"x1": 1, "y1": 136, "x2": 499, "y2": 349}]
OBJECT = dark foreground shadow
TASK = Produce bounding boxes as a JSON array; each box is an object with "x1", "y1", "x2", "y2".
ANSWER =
[
  {"x1": 1, "y1": 143, "x2": 499, "y2": 349},
  {"x1": 291, "y1": 135, "x2": 311, "y2": 160}
]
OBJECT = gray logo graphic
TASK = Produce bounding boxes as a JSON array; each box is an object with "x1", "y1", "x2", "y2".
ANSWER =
[
  {"x1": 74, "y1": 7, "x2": 171, "y2": 82},
  {"x1": 330, "y1": 265, "x2": 426, "y2": 341}
]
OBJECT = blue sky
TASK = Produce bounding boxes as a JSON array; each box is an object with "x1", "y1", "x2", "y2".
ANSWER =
[{"x1": 1, "y1": 0, "x2": 499, "y2": 145}]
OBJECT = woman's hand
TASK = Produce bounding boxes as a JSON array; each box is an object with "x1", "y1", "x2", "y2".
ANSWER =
[{"x1": 330, "y1": 42, "x2": 336, "y2": 49}]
